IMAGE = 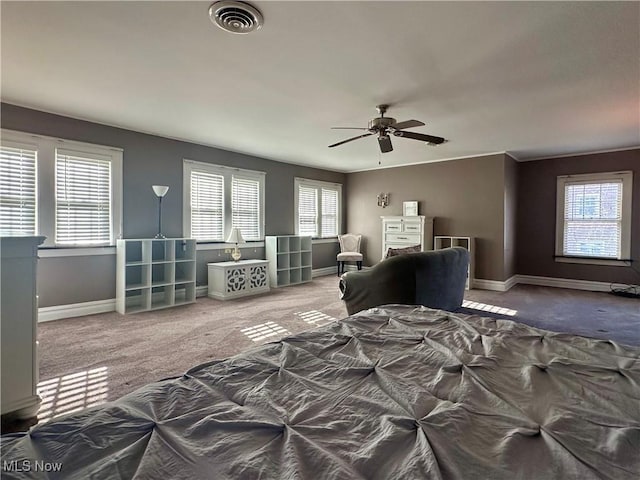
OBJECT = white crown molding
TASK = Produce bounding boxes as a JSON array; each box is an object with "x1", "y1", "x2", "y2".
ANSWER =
[
  {"x1": 347, "y1": 151, "x2": 507, "y2": 173},
  {"x1": 515, "y1": 145, "x2": 640, "y2": 162}
]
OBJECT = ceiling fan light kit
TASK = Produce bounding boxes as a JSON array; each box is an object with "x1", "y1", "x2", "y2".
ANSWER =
[{"x1": 329, "y1": 105, "x2": 446, "y2": 154}]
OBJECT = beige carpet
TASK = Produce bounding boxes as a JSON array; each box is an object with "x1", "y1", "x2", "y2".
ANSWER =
[{"x1": 32, "y1": 275, "x2": 639, "y2": 427}]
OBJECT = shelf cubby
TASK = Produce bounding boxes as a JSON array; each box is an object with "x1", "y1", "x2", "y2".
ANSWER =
[
  {"x1": 266, "y1": 236, "x2": 313, "y2": 288},
  {"x1": 116, "y1": 238, "x2": 196, "y2": 314}
]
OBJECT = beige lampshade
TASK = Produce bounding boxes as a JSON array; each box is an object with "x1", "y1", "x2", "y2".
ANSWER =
[{"x1": 226, "y1": 227, "x2": 245, "y2": 244}]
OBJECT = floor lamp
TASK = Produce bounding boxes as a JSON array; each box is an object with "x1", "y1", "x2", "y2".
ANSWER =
[{"x1": 152, "y1": 185, "x2": 169, "y2": 239}]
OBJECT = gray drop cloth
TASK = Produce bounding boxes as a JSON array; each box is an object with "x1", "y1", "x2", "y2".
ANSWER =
[{"x1": 2, "y1": 305, "x2": 639, "y2": 479}]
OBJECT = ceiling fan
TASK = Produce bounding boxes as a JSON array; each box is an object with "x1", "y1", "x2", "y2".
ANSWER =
[{"x1": 328, "y1": 105, "x2": 446, "y2": 153}]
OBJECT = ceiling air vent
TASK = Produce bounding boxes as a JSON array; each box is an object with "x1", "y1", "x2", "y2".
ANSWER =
[{"x1": 208, "y1": 1, "x2": 263, "y2": 34}]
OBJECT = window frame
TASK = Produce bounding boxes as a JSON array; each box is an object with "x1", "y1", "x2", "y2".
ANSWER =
[
  {"x1": 294, "y1": 177, "x2": 342, "y2": 239},
  {"x1": 555, "y1": 170, "x2": 633, "y2": 266},
  {"x1": 182, "y1": 159, "x2": 265, "y2": 242},
  {"x1": 0, "y1": 129, "x2": 123, "y2": 249}
]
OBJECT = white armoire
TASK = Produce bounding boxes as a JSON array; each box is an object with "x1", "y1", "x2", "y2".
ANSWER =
[{"x1": 1, "y1": 236, "x2": 45, "y2": 419}]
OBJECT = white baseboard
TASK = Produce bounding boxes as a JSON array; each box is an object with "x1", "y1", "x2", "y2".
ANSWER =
[
  {"x1": 514, "y1": 275, "x2": 618, "y2": 292},
  {"x1": 196, "y1": 285, "x2": 208, "y2": 297},
  {"x1": 473, "y1": 274, "x2": 621, "y2": 293},
  {"x1": 472, "y1": 278, "x2": 511, "y2": 292},
  {"x1": 38, "y1": 299, "x2": 115, "y2": 323},
  {"x1": 312, "y1": 266, "x2": 338, "y2": 277}
]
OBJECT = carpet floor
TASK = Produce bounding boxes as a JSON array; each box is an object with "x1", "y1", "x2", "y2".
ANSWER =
[{"x1": 27, "y1": 275, "x2": 640, "y2": 427}]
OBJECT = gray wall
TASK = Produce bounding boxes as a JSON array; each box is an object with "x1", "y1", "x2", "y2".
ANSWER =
[
  {"x1": 345, "y1": 153, "x2": 511, "y2": 281},
  {"x1": 1, "y1": 103, "x2": 346, "y2": 306},
  {"x1": 516, "y1": 148, "x2": 639, "y2": 284}
]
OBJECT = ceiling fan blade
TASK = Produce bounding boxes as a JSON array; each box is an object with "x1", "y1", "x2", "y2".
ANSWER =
[
  {"x1": 328, "y1": 132, "x2": 373, "y2": 148},
  {"x1": 393, "y1": 130, "x2": 446, "y2": 145},
  {"x1": 331, "y1": 127, "x2": 369, "y2": 130},
  {"x1": 391, "y1": 119, "x2": 425, "y2": 130},
  {"x1": 378, "y1": 135, "x2": 393, "y2": 153}
]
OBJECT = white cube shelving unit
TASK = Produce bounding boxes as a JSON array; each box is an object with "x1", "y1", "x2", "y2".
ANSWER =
[
  {"x1": 116, "y1": 238, "x2": 196, "y2": 314},
  {"x1": 433, "y1": 236, "x2": 475, "y2": 289},
  {"x1": 265, "y1": 235, "x2": 312, "y2": 287}
]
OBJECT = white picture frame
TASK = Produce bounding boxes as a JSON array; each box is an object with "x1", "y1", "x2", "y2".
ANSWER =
[{"x1": 403, "y1": 201, "x2": 418, "y2": 216}]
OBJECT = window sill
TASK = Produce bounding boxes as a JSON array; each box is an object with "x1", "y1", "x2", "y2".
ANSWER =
[
  {"x1": 554, "y1": 256, "x2": 631, "y2": 267},
  {"x1": 196, "y1": 241, "x2": 265, "y2": 251},
  {"x1": 39, "y1": 246, "x2": 116, "y2": 257},
  {"x1": 312, "y1": 238, "x2": 339, "y2": 244}
]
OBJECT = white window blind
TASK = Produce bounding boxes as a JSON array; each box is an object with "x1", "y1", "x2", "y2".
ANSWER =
[
  {"x1": 563, "y1": 181, "x2": 622, "y2": 258},
  {"x1": 55, "y1": 150, "x2": 112, "y2": 245},
  {"x1": 0, "y1": 145, "x2": 37, "y2": 235},
  {"x1": 321, "y1": 188, "x2": 338, "y2": 237},
  {"x1": 298, "y1": 185, "x2": 317, "y2": 236},
  {"x1": 295, "y1": 178, "x2": 342, "y2": 238},
  {"x1": 191, "y1": 171, "x2": 224, "y2": 241},
  {"x1": 232, "y1": 176, "x2": 260, "y2": 240}
]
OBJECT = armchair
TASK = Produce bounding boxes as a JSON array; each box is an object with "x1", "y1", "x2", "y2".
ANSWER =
[
  {"x1": 337, "y1": 234, "x2": 363, "y2": 276},
  {"x1": 339, "y1": 247, "x2": 469, "y2": 315}
]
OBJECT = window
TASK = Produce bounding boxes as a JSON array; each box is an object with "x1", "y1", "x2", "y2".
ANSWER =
[
  {"x1": 556, "y1": 171, "x2": 633, "y2": 264},
  {"x1": 294, "y1": 178, "x2": 342, "y2": 238},
  {"x1": 0, "y1": 143, "x2": 37, "y2": 235},
  {"x1": 183, "y1": 160, "x2": 265, "y2": 242},
  {"x1": 0, "y1": 129, "x2": 122, "y2": 247},
  {"x1": 55, "y1": 150, "x2": 112, "y2": 245}
]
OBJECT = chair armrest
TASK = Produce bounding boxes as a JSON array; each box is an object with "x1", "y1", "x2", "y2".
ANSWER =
[{"x1": 339, "y1": 256, "x2": 415, "y2": 315}]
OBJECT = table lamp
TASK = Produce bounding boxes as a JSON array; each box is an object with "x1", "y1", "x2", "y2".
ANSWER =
[{"x1": 226, "y1": 227, "x2": 245, "y2": 261}]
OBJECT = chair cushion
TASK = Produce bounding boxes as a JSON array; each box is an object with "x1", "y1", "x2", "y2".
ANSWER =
[
  {"x1": 337, "y1": 252, "x2": 363, "y2": 261},
  {"x1": 384, "y1": 245, "x2": 421, "y2": 259}
]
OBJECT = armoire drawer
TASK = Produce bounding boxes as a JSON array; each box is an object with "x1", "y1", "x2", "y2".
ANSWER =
[{"x1": 386, "y1": 233, "x2": 421, "y2": 243}]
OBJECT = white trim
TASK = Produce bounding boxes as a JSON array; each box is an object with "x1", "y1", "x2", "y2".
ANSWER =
[
  {"x1": 554, "y1": 257, "x2": 631, "y2": 267},
  {"x1": 38, "y1": 298, "x2": 115, "y2": 322},
  {"x1": 472, "y1": 278, "x2": 509, "y2": 292},
  {"x1": 514, "y1": 275, "x2": 620, "y2": 293},
  {"x1": 555, "y1": 170, "x2": 632, "y2": 262},
  {"x1": 183, "y1": 159, "x2": 266, "y2": 242},
  {"x1": 1, "y1": 129, "x2": 123, "y2": 246},
  {"x1": 472, "y1": 274, "x2": 633, "y2": 293},
  {"x1": 294, "y1": 177, "x2": 343, "y2": 238},
  {"x1": 517, "y1": 146, "x2": 640, "y2": 162},
  {"x1": 38, "y1": 246, "x2": 116, "y2": 257},
  {"x1": 196, "y1": 241, "x2": 265, "y2": 251},
  {"x1": 347, "y1": 151, "x2": 507, "y2": 173},
  {"x1": 312, "y1": 238, "x2": 338, "y2": 244},
  {"x1": 312, "y1": 266, "x2": 338, "y2": 277},
  {"x1": 1, "y1": 128, "x2": 124, "y2": 153},
  {"x1": 196, "y1": 285, "x2": 208, "y2": 297}
]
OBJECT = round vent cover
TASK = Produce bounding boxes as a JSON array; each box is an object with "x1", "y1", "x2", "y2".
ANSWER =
[{"x1": 208, "y1": 1, "x2": 263, "y2": 34}]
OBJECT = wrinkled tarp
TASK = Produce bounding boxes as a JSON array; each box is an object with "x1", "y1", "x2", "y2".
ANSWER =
[{"x1": 2, "y1": 305, "x2": 639, "y2": 479}]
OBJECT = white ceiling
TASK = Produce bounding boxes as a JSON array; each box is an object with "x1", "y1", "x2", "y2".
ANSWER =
[{"x1": 1, "y1": 1, "x2": 638, "y2": 172}]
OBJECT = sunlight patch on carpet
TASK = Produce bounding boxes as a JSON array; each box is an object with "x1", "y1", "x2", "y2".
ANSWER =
[
  {"x1": 296, "y1": 310, "x2": 336, "y2": 327},
  {"x1": 241, "y1": 322, "x2": 290, "y2": 342},
  {"x1": 462, "y1": 300, "x2": 517, "y2": 316},
  {"x1": 37, "y1": 366, "x2": 109, "y2": 423}
]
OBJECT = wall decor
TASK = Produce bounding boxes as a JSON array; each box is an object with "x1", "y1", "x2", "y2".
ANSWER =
[{"x1": 403, "y1": 201, "x2": 418, "y2": 216}]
